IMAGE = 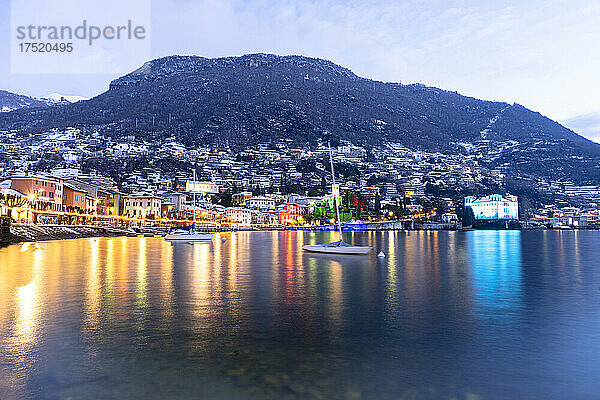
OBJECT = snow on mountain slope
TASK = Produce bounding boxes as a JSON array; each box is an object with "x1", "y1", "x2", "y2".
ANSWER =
[{"x1": 42, "y1": 93, "x2": 88, "y2": 104}]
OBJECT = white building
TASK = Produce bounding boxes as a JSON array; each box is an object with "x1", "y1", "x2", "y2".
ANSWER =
[
  {"x1": 465, "y1": 194, "x2": 518, "y2": 220},
  {"x1": 124, "y1": 194, "x2": 162, "y2": 219},
  {"x1": 246, "y1": 196, "x2": 276, "y2": 211},
  {"x1": 51, "y1": 168, "x2": 81, "y2": 179},
  {"x1": 225, "y1": 207, "x2": 253, "y2": 226},
  {"x1": 160, "y1": 192, "x2": 187, "y2": 212},
  {"x1": 441, "y1": 213, "x2": 458, "y2": 224},
  {"x1": 186, "y1": 180, "x2": 219, "y2": 194}
]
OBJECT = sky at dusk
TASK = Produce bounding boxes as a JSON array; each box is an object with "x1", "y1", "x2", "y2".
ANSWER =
[{"x1": 1, "y1": 0, "x2": 599, "y2": 140}]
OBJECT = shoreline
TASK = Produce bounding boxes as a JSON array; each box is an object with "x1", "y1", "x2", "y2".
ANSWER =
[
  {"x1": 4, "y1": 224, "x2": 131, "y2": 244},
  {"x1": 1, "y1": 224, "x2": 594, "y2": 246}
]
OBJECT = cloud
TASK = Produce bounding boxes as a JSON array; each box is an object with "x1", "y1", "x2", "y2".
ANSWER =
[
  {"x1": 563, "y1": 111, "x2": 600, "y2": 143},
  {"x1": 150, "y1": 0, "x2": 600, "y2": 120}
]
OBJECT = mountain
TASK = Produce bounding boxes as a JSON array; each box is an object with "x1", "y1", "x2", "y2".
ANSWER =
[
  {"x1": 0, "y1": 90, "x2": 49, "y2": 112},
  {"x1": 41, "y1": 93, "x2": 88, "y2": 104},
  {"x1": 0, "y1": 90, "x2": 86, "y2": 113},
  {"x1": 0, "y1": 53, "x2": 599, "y2": 183}
]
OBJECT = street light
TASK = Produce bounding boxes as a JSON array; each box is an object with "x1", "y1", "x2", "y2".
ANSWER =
[{"x1": 26, "y1": 192, "x2": 38, "y2": 223}]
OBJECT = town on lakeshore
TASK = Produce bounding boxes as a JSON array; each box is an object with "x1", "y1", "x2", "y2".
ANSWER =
[
  {"x1": 2, "y1": 1, "x2": 600, "y2": 399},
  {"x1": 1, "y1": 127, "x2": 597, "y2": 241}
]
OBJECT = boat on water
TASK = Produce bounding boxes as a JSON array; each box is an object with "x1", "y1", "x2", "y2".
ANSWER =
[
  {"x1": 303, "y1": 240, "x2": 372, "y2": 255},
  {"x1": 301, "y1": 143, "x2": 372, "y2": 256},
  {"x1": 164, "y1": 169, "x2": 215, "y2": 242},
  {"x1": 164, "y1": 225, "x2": 214, "y2": 241}
]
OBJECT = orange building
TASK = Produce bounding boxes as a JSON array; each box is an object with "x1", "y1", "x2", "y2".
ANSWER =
[
  {"x1": 10, "y1": 175, "x2": 64, "y2": 212},
  {"x1": 65, "y1": 179, "x2": 111, "y2": 215},
  {"x1": 62, "y1": 182, "x2": 87, "y2": 212}
]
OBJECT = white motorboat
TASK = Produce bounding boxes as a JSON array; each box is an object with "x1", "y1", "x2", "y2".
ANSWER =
[
  {"x1": 302, "y1": 143, "x2": 372, "y2": 256},
  {"x1": 302, "y1": 241, "x2": 372, "y2": 255},
  {"x1": 164, "y1": 228, "x2": 214, "y2": 241}
]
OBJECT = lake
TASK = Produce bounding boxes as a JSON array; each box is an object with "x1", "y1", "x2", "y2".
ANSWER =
[{"x1": 0, "y1": 230, "x2": 598, "y2": 399}]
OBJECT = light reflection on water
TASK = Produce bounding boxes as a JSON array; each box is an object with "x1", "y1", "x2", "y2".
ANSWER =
[
  {"x1": 469, "y1": 231, "x2": 523, "y2": 322},
  {"x1": 0, "y1": 231, "x2": 599, "y2": 400}
]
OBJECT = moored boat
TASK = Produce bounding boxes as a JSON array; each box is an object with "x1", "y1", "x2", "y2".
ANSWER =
[
  {"x1": 302, "y1": 241, "x2": 372, "y2": 255},
  {"x1": 302, "y1": 143, "x2": 372, "y2": 256},
  {"x1": 164, "y1": 228, "x2": 214, "y2": 241}
]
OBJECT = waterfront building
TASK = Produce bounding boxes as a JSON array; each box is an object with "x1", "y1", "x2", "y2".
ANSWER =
[
  {"x1": 579, "y1": 212, "x2": 600, "y2": 227},
  {"x1": 66, "y1": 179, "x2": 112, "y2": 215},
  {"x1": 62, "y1": 183, "x2": 87, "y2": 213},
  {"x1": 85, "y1": 195, "x2": 98, "y2": 214},
  {"x1": 277, "y1": 203, "x2": 309, "y2": 225},
  {"x1": 161, "y1": 201, "x2": 176, "y2": 219},
  {"x1": 465, "y1": 194, "x2": 518, "y2": 220},
  {"x1": 225, "y1": 207, "x2": 253, "y2": 227},
  {"x1": 124, "y1": 194, "x2": 163, "y2": 219},
  {"x1": 159, "y1": 192, "x2": 187, "y2": 216},
  {"x1": 10, "y1": 175, "x2": 64, "y2": 212},
  {"x1": 441, "y1": 213, "x2": 458, "y2": 224},
  {"x1": 107, "y1": 191, "x2": 125, "y2": 216},
  {"x1": 251, "y1": 210, "x2": 269, "y2": 226}
]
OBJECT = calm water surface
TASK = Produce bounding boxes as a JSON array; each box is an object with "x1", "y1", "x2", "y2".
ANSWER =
[{"x1": 0, "y1": 231, "x2": 599, "y2": 400}]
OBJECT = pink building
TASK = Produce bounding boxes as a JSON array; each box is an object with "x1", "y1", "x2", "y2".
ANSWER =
[
  {"x1": 277, "y1": 203, "x2": 309, "y2": 225},
  {"x1": 10, "y1": 175, "x2": 64, "y2": 212}
]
